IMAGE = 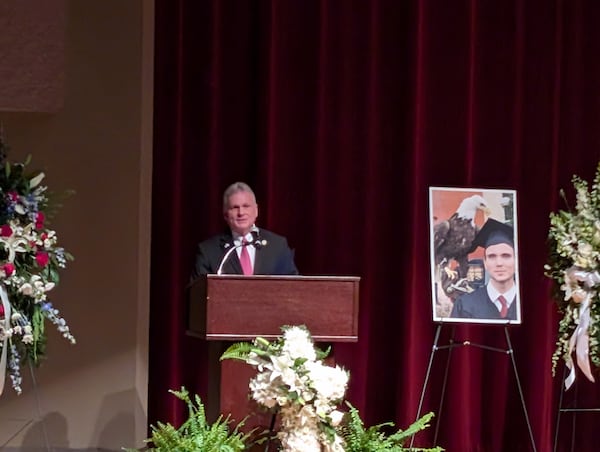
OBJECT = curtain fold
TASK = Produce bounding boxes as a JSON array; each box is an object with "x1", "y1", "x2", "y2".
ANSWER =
[{"x1": 150, "y1": 1, "x2": 600, "y2": 450}]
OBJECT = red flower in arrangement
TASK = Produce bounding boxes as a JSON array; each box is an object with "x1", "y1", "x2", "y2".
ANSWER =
[
  {"x1": 3, "y1": 262, "x2": 15, "y2": 277},
  {"x1": 35, "y1": 251, "x2": 49, "y2": 267},
  {"x1": 7, "y1": 191, "x2": 18, "y2": 202},
  {"x1": 35, "y1": 212, "x2": 45, "y2": 230},
  {"x1": 0, "y1": 224, "x2": 12, "y2": 237},
  {"x1": 0, "y1": 303, "x2": 3, "y2": 318}
]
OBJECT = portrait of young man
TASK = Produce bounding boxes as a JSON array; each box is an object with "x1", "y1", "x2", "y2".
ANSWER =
[
  {"x1": 449, "y1": 219, "x2": 520, "y2": 322},
  {"x1": 429, "y1": 187, "x2": 521, "y2": 325}
]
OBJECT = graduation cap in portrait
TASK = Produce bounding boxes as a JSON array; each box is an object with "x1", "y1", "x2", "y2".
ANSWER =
[{"x1": 469, "y1": 218, "x2": 514, "y2": 252}]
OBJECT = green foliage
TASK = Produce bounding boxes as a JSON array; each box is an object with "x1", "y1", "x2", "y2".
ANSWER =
[
  {"x1": 220, "y1": 341, "x2": 258, "y2": 362},
  {"x1": 221, "y1": 325, "x2": 331, "y2": 364},
  {"x1": 337, "y1": 403, "x2": 443, "y2": 452},
  {"x1": 124, "y1": 387, "x2": 252, "y2": 452}
]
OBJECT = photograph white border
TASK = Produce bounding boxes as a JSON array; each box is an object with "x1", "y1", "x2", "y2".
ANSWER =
[{"x1": 429, "y1": 186, "x2": 521, "y2": 325}]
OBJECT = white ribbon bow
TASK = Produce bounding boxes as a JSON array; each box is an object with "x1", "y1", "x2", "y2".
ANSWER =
[{"x1": 0, "y1": 284, "x2": 12, "y2": 395}]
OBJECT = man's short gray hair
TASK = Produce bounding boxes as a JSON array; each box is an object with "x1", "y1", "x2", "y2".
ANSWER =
[{"x1": 222, "y1": 182, "x2": 256, "y2": 211}]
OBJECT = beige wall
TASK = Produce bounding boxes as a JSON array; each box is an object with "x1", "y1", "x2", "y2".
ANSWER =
[{"x1": 0, "y1": 0, "x2": 152, "y2": 450}]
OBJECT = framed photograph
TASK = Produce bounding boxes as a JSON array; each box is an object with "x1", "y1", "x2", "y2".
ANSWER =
[{"x1": 429, "y1": 187, "x2": 521, "y2": 324}]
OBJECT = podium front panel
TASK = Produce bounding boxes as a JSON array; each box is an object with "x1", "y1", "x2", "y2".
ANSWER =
[{"x1": 188, "y1": 275, "x2": 359, "y2": 342}]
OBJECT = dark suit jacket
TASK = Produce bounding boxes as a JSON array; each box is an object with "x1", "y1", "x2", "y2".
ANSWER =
[
  {"x1": 191, "y1": 228, "x2": 298, "y2": 279},
  {"x1": 450, "y1": 285, "x2": 517, "y2": 320}
]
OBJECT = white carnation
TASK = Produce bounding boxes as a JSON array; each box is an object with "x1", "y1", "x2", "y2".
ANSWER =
[
  {"x1": 305, "y1": 361, "x2": 349, "y2": 401},
  {"x1": 282, "y1": 326, "x2": 317, "y2": 361}
]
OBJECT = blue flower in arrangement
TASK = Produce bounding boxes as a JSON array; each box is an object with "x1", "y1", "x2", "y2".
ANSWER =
[{"x1": 0, "y1": 136, "x2": 74, "y2": 395}]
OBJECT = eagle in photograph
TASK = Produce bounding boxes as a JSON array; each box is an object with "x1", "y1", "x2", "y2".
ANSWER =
[{"x1": 434, "y1": 194, "x2": 490, "y2": 282}]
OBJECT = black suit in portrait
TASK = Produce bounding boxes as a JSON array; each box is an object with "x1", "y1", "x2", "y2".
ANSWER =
[
  {"x1": 191, "y1": 228, "x2": 298, "y2": 279},
  {"x1": 450, "y1": 285, "x2": 517, "y2": 321}
]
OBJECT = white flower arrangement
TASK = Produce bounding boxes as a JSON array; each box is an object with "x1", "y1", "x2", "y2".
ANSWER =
[
  {"x1": 222, "y1": 325, "x2": 349, "y2": 452},
  {"x1": 545, "y1": 162, "x2": 600, "y2": 388}
]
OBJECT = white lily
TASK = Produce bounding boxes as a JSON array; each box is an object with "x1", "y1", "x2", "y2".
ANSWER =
[
  {"x1": 0, "y1": 229, "x2": 28, "y2": 262},
  {"x1": 29, "y1": 172, "x2": 45, "y2": 188}
]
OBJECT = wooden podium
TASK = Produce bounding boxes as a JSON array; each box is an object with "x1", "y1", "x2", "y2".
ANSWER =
[{"x1": 187, "y1": 274, "x2": 360, "y2": 428}]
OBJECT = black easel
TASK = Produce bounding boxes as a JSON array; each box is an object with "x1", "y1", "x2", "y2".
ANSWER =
[
  {"x1": 263, "y1": 412, "x2": 278, "y2": 452},
  {"x1": 553, "y1": 364, "x2": 600, "y2": 452},
  {"x1": 408, "y1": 323, "x2": 537, "y2": 451}
]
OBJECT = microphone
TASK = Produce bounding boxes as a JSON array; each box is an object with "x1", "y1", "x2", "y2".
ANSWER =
[{"x1": 250, "y1": 226, "x2": 268, "y2": 249}]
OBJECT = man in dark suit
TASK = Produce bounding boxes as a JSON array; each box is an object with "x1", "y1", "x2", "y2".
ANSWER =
[
  {"x1": 191, "y1": 181, "x2": 298, "y2": 278},
  {"x1": 450, "y1": 219, "x2": 519, "y2": 321}
]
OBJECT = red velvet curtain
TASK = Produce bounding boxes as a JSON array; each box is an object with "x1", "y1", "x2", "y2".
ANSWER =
[{"x1": 150, "y1": 1, "x2": 600, "y2": 450}]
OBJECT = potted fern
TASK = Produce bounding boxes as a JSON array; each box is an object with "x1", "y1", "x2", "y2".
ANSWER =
[
  {"x1": 338, "y1": 402, "x2": 443, "y2": 452},
  {"x1": 124, "y1": 387, "x2": 252, "y2": 452}
]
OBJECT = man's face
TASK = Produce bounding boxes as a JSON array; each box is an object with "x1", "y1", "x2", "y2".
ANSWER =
[
  {"x1": 224, "y1": 191, "x2": 258, "y2": 235},
  {"x1": 483, "y1": 243, "x2": 515, "y2": 285}
]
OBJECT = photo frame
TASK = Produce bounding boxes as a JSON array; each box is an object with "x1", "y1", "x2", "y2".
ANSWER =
[{"x1": 429, "y1": 187, "x2": 521, "y2": 324}]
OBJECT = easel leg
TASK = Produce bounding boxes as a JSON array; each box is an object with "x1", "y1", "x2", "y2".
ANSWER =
[
  {"x1": 28, "y1": 360, "x2": 51, "y2": 452},
  {"x1": 0, "y1": 419, "x2": 33, "y2": 448},
  {"x1": 554, "y1": 375, "x2": 600, "y2": 452},
  {"x1": 553, "y1": 365, "x2": 566, "y2": 452},
  {"x1": 570, "y1": 412, "x2": 576, "y2": 452},
  {"x1": 432, "y1": 325, "x2": 455, "y2": 445},
  {"x1": 409, "y1": 324, "x2": 444, "y2": 450},
  {"x1": 504, "y1": 327, "x2": 537, "y2": 452},
  {"x1": 570, "y1": 382, "x2": 578, "y2": 452}
]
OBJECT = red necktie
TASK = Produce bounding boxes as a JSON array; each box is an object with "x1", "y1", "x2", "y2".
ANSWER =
[
  {"x1": 498, "y1": 295, "x2": 507, "y2": 318},
  {"x1": 239, "y1": 240, "x2": 253, "y2": 275}
]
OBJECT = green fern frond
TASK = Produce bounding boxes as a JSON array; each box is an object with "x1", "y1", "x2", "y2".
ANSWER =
[
  {"x1": 124, "y1": 387, "x2": 252, "y2": 452},
  {"x1": 386, "y1": 411, "x2": 436, "y2": 445},
  {"x1": 220, "y1": 341, "x2": 257, "y2": 361},
  {"x1": 316, "y1": 344, "x2": 331, "y2": 360},
  {"x1": 338, "y1": 402, "x2": 443, "y2": 452}
]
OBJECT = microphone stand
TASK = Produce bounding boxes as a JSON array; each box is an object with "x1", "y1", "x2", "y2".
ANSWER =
[
  {"x1": 216, "y1": 233, "x2": 267, "y2": 275},
  {"x1": 216, "y1": 243, "x2": 243, "y2": 275}
]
